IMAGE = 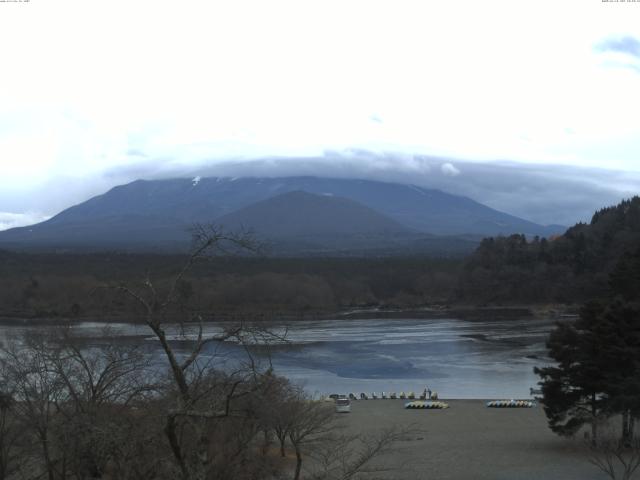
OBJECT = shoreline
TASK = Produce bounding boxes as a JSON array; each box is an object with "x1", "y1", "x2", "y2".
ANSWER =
[{"x1": 0, "y1": 304, "x2": 579, "y2": 327}]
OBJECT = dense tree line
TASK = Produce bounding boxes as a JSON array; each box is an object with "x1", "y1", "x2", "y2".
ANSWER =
[
  {"x1": 459, "y1": 196, "x2": 640, "y2": 304},
  {"x1": 0, "y1": 253, "x2": 460, "y2": 320}
]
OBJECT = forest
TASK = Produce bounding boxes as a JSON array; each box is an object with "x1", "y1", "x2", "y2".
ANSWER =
[
  {"x1": 0, "y1": 253, "x2": 461, "y2": 322},
  {"x1": 459, "y1": 196, "x2": 640, "y2": 304},
  {"x1": 1, "y1": 196, "x2": 640, "y2": 321}
]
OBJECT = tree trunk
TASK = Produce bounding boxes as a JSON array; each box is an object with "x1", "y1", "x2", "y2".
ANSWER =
[
  {"x1": 261, "y1": 429, "x2": 270, "y2": 455},
  {"x1": 293, "y1": 445, "x2": 302, "y2": 480},
  {"x1": 591, "y1": 393, "x2": 598, "y2": 445},
  {"x1": 151, "y1": 324, "x2": 190, "y2": 401},
  {"x1": 39, "y1": 433, "x2": 55, "y2": 480},
  {"x1": 280, "y1": 438, "x2": 286, "y2": 458},
  {"x1": 623, "y1": 410, "x2": 630, "y2": 446},
  {"x1": 164, "y1": 414, "x2": 190, "y2": 480},
  {"x1": 196, "y1": 429, "x2": 210, "y2": 480}
]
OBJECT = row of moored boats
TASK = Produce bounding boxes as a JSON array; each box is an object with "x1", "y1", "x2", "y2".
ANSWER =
[{"x1": 332, "y1": 391, "x2": 438, "y2": 401}]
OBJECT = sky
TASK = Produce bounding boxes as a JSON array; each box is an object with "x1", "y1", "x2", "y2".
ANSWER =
[{"x1": 0, "y1": 0, "x2": 639, "y2": 230}]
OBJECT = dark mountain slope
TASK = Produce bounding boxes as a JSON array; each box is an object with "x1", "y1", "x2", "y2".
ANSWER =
[
  {"x1": 216, "y1": 191, "x2": 410, "y2": 238},
  {"x1": 31, "y1": 176, "x2": 560, "y2": 234},
  {"x1": 0, "y1": 215, "x2": 190, "y2": 251},
  {"x1": 0, "y1": 176, "x2": 562, "y2": 253},
  {"x1": 253, "y1": 177, "x2": 561, "y2": 237}
]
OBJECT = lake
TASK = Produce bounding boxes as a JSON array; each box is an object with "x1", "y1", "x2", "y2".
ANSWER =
[{"x1": 1, "y1": 316, "x2": 554, "y2": 399}]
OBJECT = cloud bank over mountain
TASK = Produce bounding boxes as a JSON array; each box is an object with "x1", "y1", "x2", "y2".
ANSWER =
[
  {"x1": 0, "y1": 212, "x2": 50, "y2": 231},
  {"x1": 96, "y1": 152, "x2": 640, "y2": 227},
  {"x1": 1, "y1": 3, "x2": 638, "y2": 231},
  {"x1": 1, "y1": 152, "x2": 638, "y2": 231}
]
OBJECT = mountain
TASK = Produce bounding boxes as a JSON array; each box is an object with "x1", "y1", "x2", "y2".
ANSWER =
[
  {"x1": 213, "y1": 190, "x2": 438, "y2": 255},
  {"x1": 216, "y1": 190, "x2": 410, "y2": 237},
  {"x1": 0, "y1": 176, "x2": 564, "y2": 254}
]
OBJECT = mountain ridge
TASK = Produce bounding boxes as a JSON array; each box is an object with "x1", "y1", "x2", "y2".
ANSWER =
[
  {"x1": 215, "y1": 190, "x2": 412, "y2": 238},
  {"x1": 0, "y1": 176, "x2": 565, "y2": 254}
]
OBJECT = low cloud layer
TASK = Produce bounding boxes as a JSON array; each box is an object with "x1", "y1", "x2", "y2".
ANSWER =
[
  {"x1": 1, "y1": 3, "x2": 639, "y2": 237},
  {"x1": 101, "y1": 152, "x2": 640, "y2": 227},
  {"x1": 1, "y1": 151, "x2": 639, "y2": 231},
  {"x1": 441, "y1": 163, "x2": 461, "y2": 177},
  {"x1": 0, "y1": 212, "x2": 50, "y2": 231}
]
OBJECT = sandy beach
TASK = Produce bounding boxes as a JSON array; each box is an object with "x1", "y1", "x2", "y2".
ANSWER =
[{"x1": 334, "y1": 399, "x2": 605, "y2": 480}]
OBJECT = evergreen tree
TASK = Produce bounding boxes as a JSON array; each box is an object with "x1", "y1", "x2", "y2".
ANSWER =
[
  {"x1": 596, "y1": 299, "x2": 640, "y2": 444},
  {"x1": 534, "y1": 301, "x2": 610, "y2": 441},
  {"x1": 536, "y1": 246, "x2": 640, "y2": 443},
  {"x1": 609, "y1": 247, "x2": 640, "y2": 302}
]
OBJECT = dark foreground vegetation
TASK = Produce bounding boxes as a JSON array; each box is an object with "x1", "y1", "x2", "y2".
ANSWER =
[{"x1": 0, "y1": 327, "x2": 407, "y2": 480}]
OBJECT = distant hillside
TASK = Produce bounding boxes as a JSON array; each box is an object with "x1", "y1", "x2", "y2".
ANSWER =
[
  {"x1": 459, "y1": 196, "x2": 640, "y2": 303},
  {"x1": 216, "y1": 191, "x2": 410, "y2": 237},
  {"x1": 0, "y1": 215, "x2": 189, "y2": 251},
  {"x1": 0, "y1": 176, "x2": 563, "y2": 254},
  {"x1": 213, "y1": 190, "x2": 436, "y2": 255}
]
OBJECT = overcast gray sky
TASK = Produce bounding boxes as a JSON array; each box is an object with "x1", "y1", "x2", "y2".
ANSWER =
[{"x1": 1, "y1": 0, "x2": 639, "y2": 230}]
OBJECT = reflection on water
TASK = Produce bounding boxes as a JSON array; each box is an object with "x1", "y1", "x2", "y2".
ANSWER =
[{"x1": 0, "y1": 317, "x2": 553, "y2": 399}]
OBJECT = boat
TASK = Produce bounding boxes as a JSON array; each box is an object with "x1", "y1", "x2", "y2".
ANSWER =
[
  {"x1": 405, "y1": 401, "x2": 449, "y2": 409},
  {"x1": 486, "y1": 399, "x2": 535, "y2": 408}
]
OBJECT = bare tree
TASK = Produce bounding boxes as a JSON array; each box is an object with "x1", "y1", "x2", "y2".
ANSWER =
[
  {"x1": 587, "y1": 420, "x2": 640, "y2": 480},
  {"x1": 0, "y1": 326, "x2": 157, "y2": 480},
  {"x1": 0, "y1": 390, "x2": 25, "y2": 480},
  {"x1": 1, "y1": 332, "x2": 67, "y2": 480},
  {"x1": 47, "y1": 327, "x2": 155, "y2": 479},
  {"x1": 287, "y1": 394, "x2": 336, "y2": 480},
  {"x1": 283, "y1": 390, "x2": 415, "y2": 480},
  {"x1": 257, "y1": 375, "x2": 298, "y2": 458},
  {"x1": 111, "y1": 224, "x2": 284, "y2": 480},
  {"x1": 309, "y1": 427, "x2": 415, "y2": 480}
]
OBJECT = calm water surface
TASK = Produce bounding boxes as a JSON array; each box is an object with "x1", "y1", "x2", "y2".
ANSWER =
[{"x1": 1, "y1": 317, "x2": 553, "y2": 399}]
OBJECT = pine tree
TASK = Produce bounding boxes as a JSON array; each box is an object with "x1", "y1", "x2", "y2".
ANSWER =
[
  {"x1": 536, "y1": 274, "x2": 640, "y2": 443},
  {"x1": 596, "y1": 300, "x2": 640, "y2": 445},
  {"x1": 609, "y1": 247, "x2": 640, "y2": 302},
  {"x1": 535, "y1": 301, "x2": 611, "y2": 441}
]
